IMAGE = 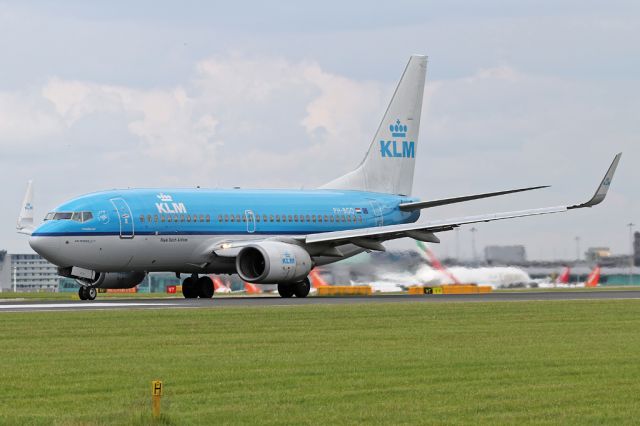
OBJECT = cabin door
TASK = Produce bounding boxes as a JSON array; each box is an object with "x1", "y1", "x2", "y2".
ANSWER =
[
  {"x1": 245, "y1": 210, "x2": 256, "y2": 233},
  {"x1": 368, "y1": 200, "x2": 384, "y2": 227},
  {"x1": 110, "y1": 198, "x2": 135, "y2": 239}
]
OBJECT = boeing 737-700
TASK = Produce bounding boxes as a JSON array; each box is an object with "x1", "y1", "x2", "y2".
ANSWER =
[{"x1": 16, "y1": 55, "x2": 621, "y2": 300}]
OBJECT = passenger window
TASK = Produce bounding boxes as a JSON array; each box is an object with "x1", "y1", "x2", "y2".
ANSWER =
[
  {"x1": 174, "y1": 215, "x2": 178, "y2": 222},
  {"x1": 306, "y1": 215, "x2": 311, "y2": 222},
  {"x1": 206, "y1": 215, "x2": 210, "y2": 222},
  {"x1": 154, "y1": 215, "x2": 158, "y2": 223},
  {"x1": 200, "y1": 215, "x2": 204, "y2": 222},
  {"x1": 147, "y1": 215, "x2": 152, "y2": 222},
  {"x1": 324, "y1": 215, "x2": 328, "y2": 222},
  {"x1": 140, "y1": 215, "x2": 145, "y2": 223},
  {"x1": 168, "y1": 216, "x2": 172, "y2": 222},
  {"x1": 256, "y1": 215, "x2": 261, "y2": 222},
  {"x1": 242, "y1": 215, "x2": 247, "y2": 222},
  {"x1": 288, "y1": 215, "x2": 293, "y2": 222},
  {"x1": 312, "y1": 215, "x2": 316, "y2": 223},
  {"x1": 230, "y1": 215, "x2": 235, "y2": 222},
  {"x1": 276, "y1": 215, "x2": 280, "y2": 222},
  {"x1": 218, "y1": 215, "x2": 223, "y2": 222},
  {"x1": 347, "y1": 216, "x2": 351, "y2": 223},
  {"x1": 186, "y1": 215, "x2": 191, "y2": 222},
  {"x1": 294, "y1": 215, "x2": 298, "y2": 222},
  {"x1": 342, "y1": 215, "x2": 346, "y2": 222},
  {"x1": 193, "y1": 215, "x2": 198, "y2": 222},
  {"x1": 180, "y1": 215, "x2": 185, "y2": 222},
  {"x1": 263, "y1": 215, "x2": 268, "y2": 222},
  {"x1": 225, "y1": 214, "x2": 229, "y2": 222},
  {"x1": 270, "y1": 215, "x2": 274, "y2": 222},
  {"x1": 330, "y1": 216, "x2": 334, "y2": 223},
  {"x1": 236, "y1": 215, "x2": 241, "y2": 222},
  {"x1": 161, "y1": 215, "x2": 166, "y2": 223},
  {"x1": 318, "y1": 215, "x2": 323, "y2": 223},
  {"x1": 299, "y1": 215, "x2": 305, "y2": 223}
]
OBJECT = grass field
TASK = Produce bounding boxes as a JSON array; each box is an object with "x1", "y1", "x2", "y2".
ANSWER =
[{"x1": 1, "y1": 300, "x2": 640, "y2": 425}]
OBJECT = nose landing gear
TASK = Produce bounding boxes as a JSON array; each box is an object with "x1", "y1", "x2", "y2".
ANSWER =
[
  {"x1": 78, "y1": 286, "x2": 97, "y2": 301},
  {"x1": 182, "y1": 275, "x2": 214, "y2": 299}
]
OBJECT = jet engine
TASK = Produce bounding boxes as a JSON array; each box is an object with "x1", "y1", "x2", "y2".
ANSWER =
[
  {"x1": 78, "y1": 271, "x2": 146, "y2": 289},
  {"x1": 236, "y1": 242, "x2": 313, "y2": 284}
]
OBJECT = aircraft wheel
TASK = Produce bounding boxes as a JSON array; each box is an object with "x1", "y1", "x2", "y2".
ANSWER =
[
  {"x1": 293, "y1": 278, "x2": 311, "y2": 298},
  {"x1": 86, "y1": 287, "x2": 97, "y2": 301},
  {"x1": 277, "y1": 283, "x2": 295, "y2": 298},
  {"x1": 182, "y1": 277, "x2": 198, "y2": 298},
  {"x1": 197, "y1": 276, "x2": 214, "y2": 299},
  {"x1": 78, "y1": 287, "x2": 87, "y2": 300}
]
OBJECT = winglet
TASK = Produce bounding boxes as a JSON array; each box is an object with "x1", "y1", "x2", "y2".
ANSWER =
[
  {"x1": 568, "y1": 153, "x2": 621, "y2": 209},
  {"x1": 17, "y1": 180, "x2": 35, "y2": 235}
]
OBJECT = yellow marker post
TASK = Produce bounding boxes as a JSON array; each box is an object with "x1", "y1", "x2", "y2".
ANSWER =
[{"x1": 151, "y1": 380, "x2": 163, "y2": 418}]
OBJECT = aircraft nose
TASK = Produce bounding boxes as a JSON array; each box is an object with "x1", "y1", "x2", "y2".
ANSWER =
[{"x1": 29, "y1": 236, "x2": 61, "y2": 263}]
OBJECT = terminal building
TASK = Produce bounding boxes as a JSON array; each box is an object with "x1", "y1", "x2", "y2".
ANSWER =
[{"x1": 0, "y1": 250, "x2": 60, "y2": 292}]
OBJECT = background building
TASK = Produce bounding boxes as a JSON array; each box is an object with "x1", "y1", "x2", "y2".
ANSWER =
[
  {"x1": 484, "y1": 245, "x2": 527, "y2": 265},
  {"x1": 0, "y1": 251, "x2": 60, "y2": 292}
]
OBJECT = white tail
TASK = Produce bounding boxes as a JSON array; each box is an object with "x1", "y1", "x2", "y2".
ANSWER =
[
  {"x1": 17, "y1": 180, "x2": 35, "y2": 235},
  {"x1": 321, "y1": 55, "x2": 427, "y2": 196}
]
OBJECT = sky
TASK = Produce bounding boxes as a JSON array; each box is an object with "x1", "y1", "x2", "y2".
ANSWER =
[{"x1": 1, "y1": 0, "x2": 639, "y2": 260}]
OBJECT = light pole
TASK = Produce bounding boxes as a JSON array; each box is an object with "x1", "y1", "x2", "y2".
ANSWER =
[
  {"x1": 470, "y1": 227, "x2": 478, "y2": 265},
  {"x1": 628, "y1": 223, "x2": 635, "y2": 286}
]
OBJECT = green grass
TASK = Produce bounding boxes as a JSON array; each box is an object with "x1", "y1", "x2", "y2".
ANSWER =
[{"x1": 1, "y1": 300, "x2": 640, "y2": 425}]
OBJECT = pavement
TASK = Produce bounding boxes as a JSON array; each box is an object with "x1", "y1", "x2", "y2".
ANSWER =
[{"x1": 1, "y1": 290, "x2": 640, "y2": 312}]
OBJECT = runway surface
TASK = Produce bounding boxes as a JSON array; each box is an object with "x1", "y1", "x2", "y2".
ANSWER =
[{"x1": 1, "y1": 290, "x2": 640, "y2": 312}]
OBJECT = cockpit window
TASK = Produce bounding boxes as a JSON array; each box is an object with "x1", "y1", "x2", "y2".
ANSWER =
[
  {"x1": 53, "y1": 212, "x2": 73, "y2": 220},
  {"x1": 49, "y1": 211, "x2": 94, "y2": 223}
]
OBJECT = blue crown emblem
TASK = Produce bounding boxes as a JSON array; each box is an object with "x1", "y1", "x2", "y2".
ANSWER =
[{"x1": 389, "y1": 119, "x2": 408, "y2": 138}]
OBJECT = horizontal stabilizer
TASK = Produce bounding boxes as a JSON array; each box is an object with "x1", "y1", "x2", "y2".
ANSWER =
[{"x1": 399, "y1": 185, "x2": 549, "y2": 211}]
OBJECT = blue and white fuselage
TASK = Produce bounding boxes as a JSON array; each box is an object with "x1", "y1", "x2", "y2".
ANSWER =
[{"x1": 30, "y1": 189, "x2": 420, "y2": 273}]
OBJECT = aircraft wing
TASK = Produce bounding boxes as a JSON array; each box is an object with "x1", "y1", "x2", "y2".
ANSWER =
[
  {"x1": 211, "y1": 153, "x2": 620, "y2": 257},
  {"x1": 304, "y1": 153, "x2": 621, "y2": 249}
]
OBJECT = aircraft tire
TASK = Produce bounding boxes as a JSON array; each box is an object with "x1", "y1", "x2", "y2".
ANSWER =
[
  {"x1": 87, "y1": 287, "x2": 97, "y2": 301},
  {"x1": 182, "y1": 277, "x2": 198, "y2": 298},
  {"x1": 197, "y1": 276, "x2": 214, "y2": 299},
  {"x1": 277, "y1": 283, "x2": 295, "y2": 298},
  {"x1": 78, "y1": 287, "x2": 87, "y2": 300},
  {"x1": 293, "y1": 278, "x2": 311, "y2": 298}
]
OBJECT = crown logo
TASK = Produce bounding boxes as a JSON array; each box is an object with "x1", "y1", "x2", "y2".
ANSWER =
[
  {"x1": 24, "y1": 203, "x2": 33, "y2": 211},
  {"x1": 157, "y1": 193, "x2": 173, "y2": 202},
  {"x1": 389, "y1": 119, "x2": 408, "y2": 138}
]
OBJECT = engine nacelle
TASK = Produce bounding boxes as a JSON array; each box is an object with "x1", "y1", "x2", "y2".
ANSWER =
[
  {"x1": 77, "y1": 272, "x2": 146, "y2": 289},
  {"x1": 236, "y1": 242, "x2": 312, "y2": 284}
]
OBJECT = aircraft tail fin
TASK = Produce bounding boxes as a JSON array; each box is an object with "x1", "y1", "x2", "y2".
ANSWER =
[
  {"x1": 585, "y1": 266, "x2": 601, "y2": 287},
  {"x1": 320, "y1": 55, "x2": 427, "y2": 196},
  {"x1": 556, "y1": 266, "x2": 571, "y2": 284},
  {"x1": 17, "y1": 180, "x2": 35, "y2": 235}
]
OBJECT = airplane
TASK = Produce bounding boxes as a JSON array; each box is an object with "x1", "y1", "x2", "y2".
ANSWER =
[
  {"x1": 17, "y1": 55, "x2": 621, "y2": 301},
  {"x1": 584, "y1": 265, "x2": 601, "y2": 287},
  {"x1": 556, "y1": 266, "x2": 571, "y2": 285}
]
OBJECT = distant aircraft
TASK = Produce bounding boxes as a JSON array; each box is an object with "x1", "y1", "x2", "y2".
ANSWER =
[
  {"x1": 17, "y1": 55, "x2": 621, "y2": 300},
  {"x1": 584, "y1": 265, "x2": 601, "y2": 287},
  {"x1": 556, "y1": 266, "x2": 571, "y2": 285},
  {"x1": 212, "y1": 276, "x2": 232, "y2": 294},
  {"x1": 243, "y1": 281, "x2": 262, "y2": 294}
]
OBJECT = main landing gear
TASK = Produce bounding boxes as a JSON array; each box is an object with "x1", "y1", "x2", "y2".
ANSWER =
[
  {"x1": 277, "y1": 278, "x2": 311, "y2": 299},
  {"x1": 182, "y1": 275, "x2": 214, "y2": 299},
  {"x1": 78, "y1": 286, "x2": 97, "y2": 301}
]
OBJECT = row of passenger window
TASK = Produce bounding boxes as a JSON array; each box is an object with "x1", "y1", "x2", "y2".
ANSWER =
[
  {"x1": 138, "y1": 213, "x2": 364, "y2": 225},
  {"x1": 217, "y1": 213, "x2": 363, "y2": 224},
  {"x1": 140, "y1": 214, "x2": 210, "y2": 223}
]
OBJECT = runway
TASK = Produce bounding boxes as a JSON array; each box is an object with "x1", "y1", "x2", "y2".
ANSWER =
[{"x1": 1, "y1": 290, "x2": 640, "y2": 312}]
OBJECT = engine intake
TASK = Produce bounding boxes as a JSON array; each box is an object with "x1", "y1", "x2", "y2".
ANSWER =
[{"x1": 236, "y1": 242, "x2": 312, "y2": 284}]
